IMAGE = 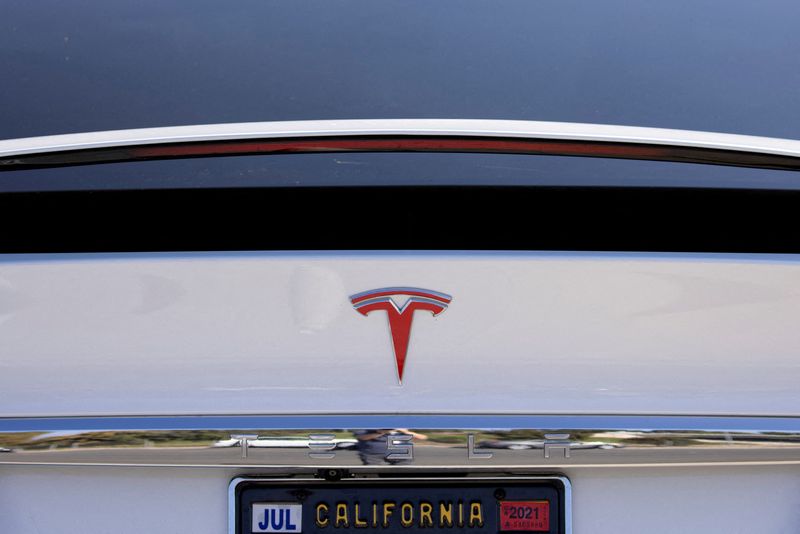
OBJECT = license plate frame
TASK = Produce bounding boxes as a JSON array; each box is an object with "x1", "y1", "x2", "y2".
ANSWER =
[{"x1": 229, "y1": 477, "x2": 571, "y2": 534}]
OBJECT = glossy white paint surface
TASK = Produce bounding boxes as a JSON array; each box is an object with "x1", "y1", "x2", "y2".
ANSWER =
[
  {"x1": 2, "y1": 118, "x2": 800, "y2": 158},
  {"x1": 1, "y1": 466, "x2": 799, "y2": 533},
  {"x1": 1, "y1": 252, "x2": 800, "y2": 417}
]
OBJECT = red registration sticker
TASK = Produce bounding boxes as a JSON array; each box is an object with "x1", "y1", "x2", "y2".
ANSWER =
[{"x1": 499, "y1": 501, "x2": 550, "y2": 531}]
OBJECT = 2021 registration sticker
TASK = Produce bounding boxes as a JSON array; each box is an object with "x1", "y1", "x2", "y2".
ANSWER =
[{"x1": 499, "y1": 501, "x2": 549, "y2": 532}]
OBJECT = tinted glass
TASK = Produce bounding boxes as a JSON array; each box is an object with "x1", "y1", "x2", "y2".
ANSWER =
[
  {"x1": 1, "y1": 0, "x2": 799, "y2": 139},
  {"x1": 2, "y1": 153, "x2": 799, "y2": 192}
]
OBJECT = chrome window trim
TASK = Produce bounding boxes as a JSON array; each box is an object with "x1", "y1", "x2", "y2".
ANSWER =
[
  {"x1": 1, "y1": 119, "x2": 799, "y2": 158},
  {"x1": 227, "y1": 476, "x2": 573, "y2": 534}
]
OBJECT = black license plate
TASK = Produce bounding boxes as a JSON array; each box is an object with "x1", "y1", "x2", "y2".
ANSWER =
[{"x1": 231, "y1": 478, "x2": 569, "y2": 534}]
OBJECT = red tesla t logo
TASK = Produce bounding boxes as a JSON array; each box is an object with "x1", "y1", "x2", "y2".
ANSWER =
[{"x1": 350, "y1": 287, "x2": 452, "y2": 383}]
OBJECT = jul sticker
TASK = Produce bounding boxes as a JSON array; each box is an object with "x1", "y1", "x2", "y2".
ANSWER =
[{"x1": 252, "y1": 503, "x2": 303, "y2": 533}]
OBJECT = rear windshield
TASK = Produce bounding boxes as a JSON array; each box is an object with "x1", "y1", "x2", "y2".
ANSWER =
[
  {"x1": 1, "y1": 0, "x2": 799, "y2": 140},
  {"x1": 2, "y1": 153, "x2": 799, "y2": 192}
]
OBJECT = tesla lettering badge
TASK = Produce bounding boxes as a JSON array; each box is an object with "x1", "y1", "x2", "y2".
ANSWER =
[{"x1": 350, "y1": 287, "x2": 452, "y2": 383}]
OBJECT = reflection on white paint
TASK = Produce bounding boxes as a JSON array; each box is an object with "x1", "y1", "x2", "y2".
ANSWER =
[{"x1": 289, "y1": 265, "x2": 347, "y2": 333}]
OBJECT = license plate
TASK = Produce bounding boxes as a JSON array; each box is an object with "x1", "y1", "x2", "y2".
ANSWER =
[{"x1": 231, "y1": 477, "x2": 569, "y2": 534}]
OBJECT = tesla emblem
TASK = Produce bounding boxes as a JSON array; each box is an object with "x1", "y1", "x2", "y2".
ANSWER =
[{"x1": 350, "y1": 287, "x2": 452, "y2": 383}]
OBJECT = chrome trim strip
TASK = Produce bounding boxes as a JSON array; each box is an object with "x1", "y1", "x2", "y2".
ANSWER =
[
  {"x1": 227, "y1": 476, "x2": 572, "y2": 534},
  {"x1": 5, "y1": 460, "x2": 799, "y2": 469},
  {"x1": 1, "y1": 414, "x2": 799, "y2": 433},
  {"x1": 1, "y1": 119, "x2": 799, "y2": 158},
  {"x1": 1, "y1": 414, "x2": 798, "y2": 469}
]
